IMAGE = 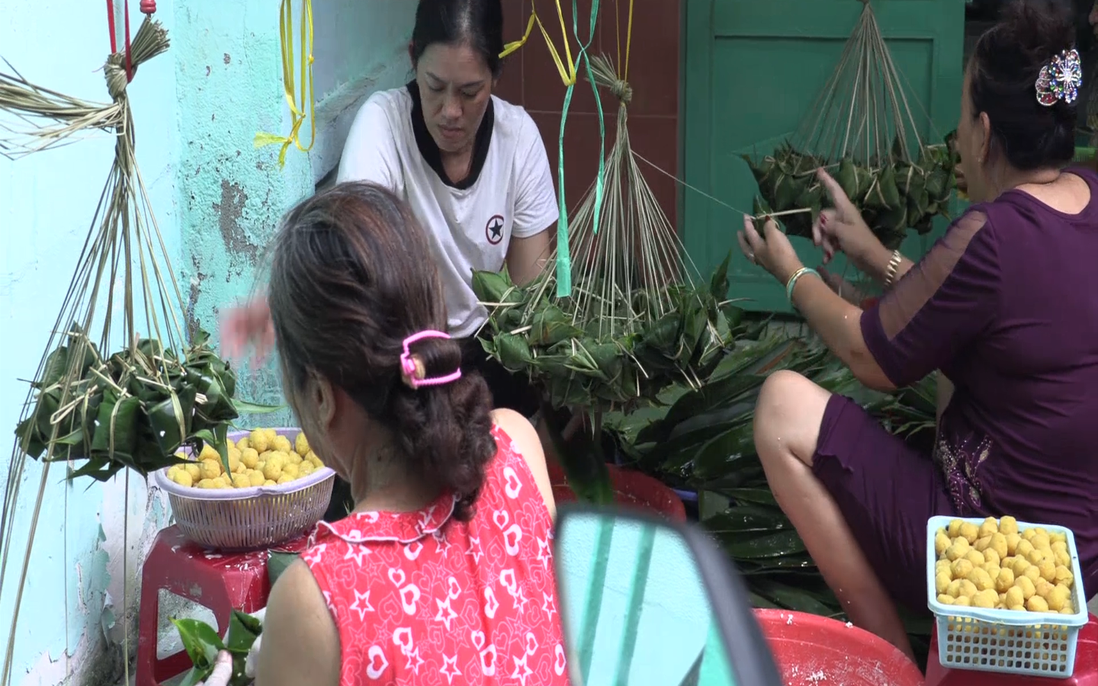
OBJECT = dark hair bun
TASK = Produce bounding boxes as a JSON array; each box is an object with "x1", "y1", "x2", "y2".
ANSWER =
[
  {"x1": 970, "y1": 0, "x2": 1077, "y2": 171},
  {"x1": 998, "y1": 0, "x2": 1075, "y2": 62}
]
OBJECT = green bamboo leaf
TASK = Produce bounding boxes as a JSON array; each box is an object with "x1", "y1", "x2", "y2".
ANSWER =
[
  {"x1": 172, "y1": 617, "x2": 223, "y2": 675},
  {"x1": 704, "y1": 505, "x2": 790, "y2": 534},
  {"x1": 718, "y1": 530, "x2": 806, "y2": 559},
  {"x1": 224, "y1": 610, "x2": 262, "y2": 654},
  {"x1": 231, "y1": 398, "x2": 285, "y2": 414},
  {"x1": 268, "y1": 551, "x2": 299, "y2": 587}
]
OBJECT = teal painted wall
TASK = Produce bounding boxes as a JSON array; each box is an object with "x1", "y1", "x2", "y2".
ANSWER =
[
  {"x1": 0, "y1": 1, "x2": 179, "y2": 683},
  {"x1": 0, "y1": 0, "x2": 414, "y2": 683}
]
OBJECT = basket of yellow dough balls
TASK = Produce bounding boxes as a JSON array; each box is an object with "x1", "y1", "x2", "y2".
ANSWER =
[
  {"x1": 926, "y1": 515, "x2": 1089, "y2": 679},
  {"x1": 154, "y1": 428, "x2": 335, "y2": 551}
]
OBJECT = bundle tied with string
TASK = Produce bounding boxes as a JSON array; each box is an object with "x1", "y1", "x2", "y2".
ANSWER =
[
  {"x1": 473, "y1": 55, "x2": 748, "y2": 413},
  {"x1": 0, "y1": 17, "x2": 280, "y2": 683},
  {"x1": 743, "y1": 0, "x2": 959, "y2": 250}
]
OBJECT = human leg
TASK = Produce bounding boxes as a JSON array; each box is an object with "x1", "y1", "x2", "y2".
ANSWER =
[{"x1": 753, "y1": 370, "x2": 954, "y2": 658}]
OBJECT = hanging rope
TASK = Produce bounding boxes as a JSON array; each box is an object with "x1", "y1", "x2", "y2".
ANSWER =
[{"x1": 254, "y1": 0, "x2": 315, "y2": 167}]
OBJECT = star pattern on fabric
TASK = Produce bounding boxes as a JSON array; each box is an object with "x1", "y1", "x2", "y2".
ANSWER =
[{"x1": 297, "y1": 425, "x2": 567, "y2": 685}]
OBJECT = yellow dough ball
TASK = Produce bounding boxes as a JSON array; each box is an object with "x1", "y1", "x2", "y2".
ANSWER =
[
  {"x1": 167, "y1": 465, "x2": 181, "y2": 481},
  {"x1": 282, "y1": 462, "x2": 300, "y2": 480},
  {"x1": 968, "y1": 567, "x2": 995, "y2": 592},
  {"x1": 938, "y1": 594, "x2": 956, "y2": 605},
  {"x1": 973, "y1": 589, "x2": 998, "y2": 608},
  {"x1": 974, "y1": 536, "x2": 992, "y2": 553},
  {"x1": 241, "y1": 448, "x2": 260, "y2": 469},
  {"x1": 948, "y1": 519, "x2": 964, "y2": 537},
  {"x1": 1004, "y1": 586, "x2": 1025, "y2": 609},
  {"x1": 198, "y1": 443, "x2": 220, "y2": 463},
  {"x1": 1038, "y1": 559, "x2": 1057, "y2": 583},
  {"x1": 994, "y1": 568, "x2": 1015, "y2": 593},
  {"x1": 1026, "y1": 596, "x2": 1049, "y2": 613},
  {"x1": 199, "y1": 458, "x2": 222, "y2": 480},
  {"x1": 965, "y1": 550, "x2": 986, "y2": 567},
  {"x1": 1015, "y1": 576, "x2": 1037, "y2": 600},
  {"x1": 1054, "y1": 549, "x2": 1071, "y2": 568},
  {"x1": 954, "y1": 596, "x2": 972, "y2": 607},
  {"x1": 989, "y1": 533, "x2": 1008, "y2": 560},
  {"x1": 249, "y1": 429, "x2": 270, "y2": 454},
  {"x1": 264, "y1": 479, "x2": 276, "y2": 486},
  {"x1": 231, "y1": 473, "x2": 250, "y2": 489},
  {"x1": 197, "y1": 478, "x2": 217, "y2": 489},
  {"x1": 306, "y1": 450, "x2": 323, "y2": 468},
  {"x1": 184, "y1": 463, "x2": 201, "y2": 481},
  {"x1": 227, "y1": 451, "x2": 241, "y2": 473},
  {"x1": 294, "y1": 432, "x2": 310, "y2": 457},
  {"x1": 248, "y1": 470, "x2": 266, "y2": 487},
  {"x1": 978, "y1": 517, "x2": 999, "y2": 539},
  {"x1": 1046, "y1": 585, "x2": 1071, "y2": 612},
  {"x1": 951, "y1": 559, "x2": 975, "y2": 580},
  {"x1": 946, "y1": 538, "x2": 970, "y2": 561},
  {"x1": 299, "y1": 461, "x2": 315, "y2": 477},
  {"x1": 172, "y1": 470, "x2": 194, "y2": 488},
  {"x1": 285, "y1": 451, "x2": 303, "y2": 466},
  {"x1": 983, "y1": 548, "x2": 1001, "y2": 568},
  {"x1": 236, "y1": 437, "x2": 250, "y2": 451},
  {"x1": 1016, "y1": 539, "x2": 1035, "y2": 558},
  {"x1": 1049, "y1": 531, "x2": 1067, "y2": 545},
  {"x1": 999, "y1": 516, "x2": 1019, "y2": 536},
  {"x1": 262, "y1": 461, "x2": 283, "y2": 481},
  {"x1": 1031, "y1": 533, "x2": 1051, "y2": 551},
  {"x1": 936, "y1": 572, "x2": 953, "y2": 595},
  {"x1": 1054, "y1": 566, "x2": 1074, "y2": 587},
  {"x1": 1005, "y1": 532, "x2": 1022, "y2": 556},
  {"x1": 272, "y1": 435, "x2": 293, "y2": 454},
  {"x1": 959, "y1": 522, "x2": 980, "y2": 544},
  {"x1": 276, "y1": 474, "x2": 293, "y2": 485},
  {"x1": 1023, "y1": 565, "x2": 1041, "y2": 583},
  {"x1": 1035, "y1": 578, "x2": 1054, "y2": 600}
]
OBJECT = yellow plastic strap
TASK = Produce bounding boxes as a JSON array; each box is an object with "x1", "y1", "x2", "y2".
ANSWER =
[
  {"x1": 499, "y1": 0, "x2": 576, "y2": 87},
  {"x1": 254, "y1": 0, "x2": 316, "y2": 168}
]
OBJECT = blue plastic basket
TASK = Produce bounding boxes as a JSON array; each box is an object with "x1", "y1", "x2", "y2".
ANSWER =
[{"x1": 926, "y1": 515, "x2": 1089, "y2": 679}]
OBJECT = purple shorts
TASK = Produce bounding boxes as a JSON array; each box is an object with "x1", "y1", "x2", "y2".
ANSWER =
[{"x1": 812, "y1": 394, "x2": 958, "y2": 613}]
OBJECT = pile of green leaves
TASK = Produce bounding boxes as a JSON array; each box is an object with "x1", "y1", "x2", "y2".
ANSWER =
[
  {"x1": 619, "y1": 335, "x2": 937, "y2": 652},
  {"x1": 14, "y1": 326, "x2": 268, "y2": 481},
  {"x1": 173, "y1": 611, "x2": 261, "y2": 686},
  {"x1": 472, "y1": 255, "x2": 760, "y2": 413},
  {"x1": 745, "y1": 133, "x2": 960, "y2": 249}
]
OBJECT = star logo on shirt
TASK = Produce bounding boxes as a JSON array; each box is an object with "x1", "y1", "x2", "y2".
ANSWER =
[
  {"x1": 434, "y1": 596, "x2": 458, "y2": 630},
  {"x1": 511, "y1": 654, "x2": 534, "y2": 685},
  {"x1": 485, "y1": 214, "x2": 505, "y2": 245}
]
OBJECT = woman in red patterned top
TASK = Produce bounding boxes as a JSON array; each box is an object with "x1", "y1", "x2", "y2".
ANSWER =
[{"x1": 249, "y1": 181, "x2": 567, "y2": 685}]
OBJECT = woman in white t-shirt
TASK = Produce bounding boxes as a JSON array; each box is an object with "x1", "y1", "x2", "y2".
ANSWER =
[{"x1": 222, "y1": 0, "x2": 557, "y2": 418}]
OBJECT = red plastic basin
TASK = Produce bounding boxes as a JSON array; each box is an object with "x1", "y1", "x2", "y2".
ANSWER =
[
  {"x1": 755, "y1": 609, "x2": 925, "y2": 686},
  {"x1": 547, "y1": 462, "x2": 686, "y2": 522}
]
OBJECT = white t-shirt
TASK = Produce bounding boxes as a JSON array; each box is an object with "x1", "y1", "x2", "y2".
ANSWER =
[{"x1": 336, "y1": 85, "x2": 558, "y2": 338}]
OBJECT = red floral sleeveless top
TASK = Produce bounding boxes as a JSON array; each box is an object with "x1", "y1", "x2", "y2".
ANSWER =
[{"x1": 302, "y1": 425, "x2": 569, "y2": 685}]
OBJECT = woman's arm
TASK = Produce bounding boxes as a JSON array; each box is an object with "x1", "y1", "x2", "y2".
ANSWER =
[
  {"x1": 255, "y1": 560, "x2": 341, "y2": 686},
  {"x1": 492, "y1": 408, "x2": 556, "y2": 521},
  {"x1": 506, "y1": 229, "x2": 552, "y2": 286}
]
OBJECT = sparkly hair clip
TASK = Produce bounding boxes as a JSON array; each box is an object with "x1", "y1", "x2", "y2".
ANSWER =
[{"x1": 1035, "y1": 48, "x2": 1082, "y2": 107}]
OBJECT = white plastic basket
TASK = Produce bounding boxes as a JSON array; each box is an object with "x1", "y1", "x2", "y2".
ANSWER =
[
  {"x1": 154, "y1": 428, "x2": 335, "y2": 551},
  {"x1": 926, "y1": 515, "x2": 1089, "y2": 679}
]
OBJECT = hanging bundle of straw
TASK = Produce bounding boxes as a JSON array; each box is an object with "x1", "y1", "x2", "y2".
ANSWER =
[
  {"x1": 744, "y1": 1, "x2": 959, "y2": 249},
  {"x1": 473, "y1": 55, "x2": 746, "y2": 412},
  {"x1": 0, "y1": 18, "x2": 270, "y2": 684}
]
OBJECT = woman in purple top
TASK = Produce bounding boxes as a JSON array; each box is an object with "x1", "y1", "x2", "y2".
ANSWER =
[{"x1": 736, "y1": 0, "x2": 1098, "y2": 660}]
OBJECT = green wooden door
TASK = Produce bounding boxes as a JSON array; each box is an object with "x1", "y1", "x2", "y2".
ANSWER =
[{"x1": 682, "y1": 0, "x2": 966, "y2": 312}]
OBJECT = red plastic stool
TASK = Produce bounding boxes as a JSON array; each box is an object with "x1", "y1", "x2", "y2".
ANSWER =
[
  {"x1": 926, "y1": 613, "x2": 1098, "y2": 686},
  {"x1": 135, "y1": 525, "x2": 310, "y2": 686}
]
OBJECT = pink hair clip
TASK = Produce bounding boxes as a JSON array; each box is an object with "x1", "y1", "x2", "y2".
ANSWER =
[
  {"x1": 400, "y1": 330, "x2": 462, "y2": 389},
  {"x1": 1036, "y1": 48, "x2": 1082, "y2": 107}
]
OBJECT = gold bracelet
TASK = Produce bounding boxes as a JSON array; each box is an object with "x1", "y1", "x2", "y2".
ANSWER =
[{"x1": 884, "y1": 250, "x2": 903, "y2": 288}]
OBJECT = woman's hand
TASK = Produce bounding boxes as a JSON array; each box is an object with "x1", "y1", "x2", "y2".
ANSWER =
[
  {"x1": 220, "y1": 295, "x2": 274, "y2": 365},
  {"x1": 812, "y1": 168, "x2": 886, "y2": 272},
  {"x1": 737, "y1": 214, "x2": 803, "y2": 285}
]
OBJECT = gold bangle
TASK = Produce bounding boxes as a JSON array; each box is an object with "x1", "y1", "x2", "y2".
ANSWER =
[{"x1": 884, "y1": 250, "x2": 903, "y2": 288}]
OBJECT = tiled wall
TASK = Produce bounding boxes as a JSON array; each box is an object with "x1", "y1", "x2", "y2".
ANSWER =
[{"x1": 494, "y1": 0, "x2": 682, "y2": 227}]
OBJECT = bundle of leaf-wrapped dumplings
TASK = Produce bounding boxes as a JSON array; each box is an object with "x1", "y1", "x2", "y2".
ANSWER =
[{"x1": 472, "y1": 257, "x2": 752, "y2": 412}]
